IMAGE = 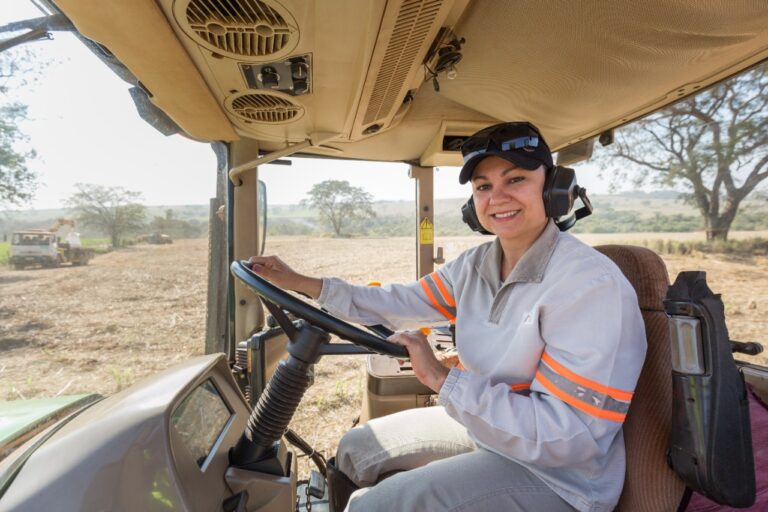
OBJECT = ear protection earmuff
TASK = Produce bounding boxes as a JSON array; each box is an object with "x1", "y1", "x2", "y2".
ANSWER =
[
  {"x1": 543, "y1": 165, "x2": 577, "y2": 218},
  {"x1": 461, "y1": 197, "x2": 492, "y2": 235},
  {"x1": 461, "y1": 166, "x2": 593, "y2": 234}
]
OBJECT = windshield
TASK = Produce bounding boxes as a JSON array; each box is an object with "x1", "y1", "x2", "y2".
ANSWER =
[{"x1": 11, "y1": 234, "x2": 53, "y2": 246}]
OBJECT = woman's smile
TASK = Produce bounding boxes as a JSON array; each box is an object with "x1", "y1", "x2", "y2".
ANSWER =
[{"x1": 490, "y1": 209, "x2": 521, "y2": 220}]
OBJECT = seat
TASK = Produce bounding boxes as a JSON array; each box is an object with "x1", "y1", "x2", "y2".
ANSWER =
[{"x1": 594, "y1": 245, "x2": 687, "y2": 511}]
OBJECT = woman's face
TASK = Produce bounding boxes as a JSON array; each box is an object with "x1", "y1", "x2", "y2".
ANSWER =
[{"x1": 471, "y1": 156, "x2": 548, "y2": 241}]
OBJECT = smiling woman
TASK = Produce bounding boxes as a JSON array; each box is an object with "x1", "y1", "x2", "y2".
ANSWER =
[
  {"x1": 244, "y1": 121, "x2": 646, "y2": 512},
  {"x1": 2, "y1": 1, "x2": 767, "y2": 511}
]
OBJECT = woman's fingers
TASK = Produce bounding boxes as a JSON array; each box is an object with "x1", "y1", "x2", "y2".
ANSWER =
[
  {"x1": 247, "y1": 255, "x2": 296, "y2": 287},
  {"x1": 249, "y1": 255, "x2": 283, "y2": 270},
  {"x1": 388, "y1": 331, "x2": 431, "y2": 356},
  {"x1": 244, "y1": 256, "x2": 321, "y2": 298},
  {"x1": 388, "y1": 331, "x2": 416, "y2": 346},
  {"x1": 388, "y1": 331, "x2": 448, "y2": 393}
]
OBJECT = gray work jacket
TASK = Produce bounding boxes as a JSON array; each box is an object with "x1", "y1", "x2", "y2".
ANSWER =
[{"x1": 318, "y1": 220, "x2": 647, "y2": 512}]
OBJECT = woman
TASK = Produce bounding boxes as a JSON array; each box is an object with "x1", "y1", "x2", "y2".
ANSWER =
[{"x1": 249, "y1": 122, "x2": 646, "y2": 512}]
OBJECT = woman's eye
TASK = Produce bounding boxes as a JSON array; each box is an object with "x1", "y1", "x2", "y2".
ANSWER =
[
  {"x1": 508, "y1": 177, "x2": 524, "y2": 185},
  {"x1": 476, "y1": 184, "x2": 490, "y2": 191}
]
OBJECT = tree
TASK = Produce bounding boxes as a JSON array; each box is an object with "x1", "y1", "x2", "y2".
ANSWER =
[
  {"x1": 150, "y1": 208, "x2": 174, "y2": 234},
  {"x1": 301, "y1": 180, "x2": 376, "y2": 237},
  {"x1": 0, "y1": 50, "x2": 39, "y2": 206},
  {"x1": 66, "y1": 184, "x2": 146, "y2": 247},
  {"x1": 603, "y1": 65, "x2": 768, "y2": 240},
  {"x1": 150, "y1": 208, "x2": 203, "y2": 239}
]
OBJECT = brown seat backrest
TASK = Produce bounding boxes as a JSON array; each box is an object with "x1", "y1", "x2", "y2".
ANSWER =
[{"x1": 594, "y1": 245, "x2": 686, "y2": 511}]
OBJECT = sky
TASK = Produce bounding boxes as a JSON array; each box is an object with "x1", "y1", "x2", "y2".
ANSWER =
[{"x1": 1, "y1": 0, "x2": 610, "y2": 210}]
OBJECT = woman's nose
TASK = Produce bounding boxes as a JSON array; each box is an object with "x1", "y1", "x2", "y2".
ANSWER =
[{"x1": 489, "y1": 184, "x2": 510, "y2": 203}]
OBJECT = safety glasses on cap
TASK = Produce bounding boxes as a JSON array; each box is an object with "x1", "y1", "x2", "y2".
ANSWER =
[{"x1": 460, "y1": 122, "x2": 543, "y2": 163}]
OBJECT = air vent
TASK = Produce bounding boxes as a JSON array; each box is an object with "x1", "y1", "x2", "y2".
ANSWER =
[
  {"x1": 226, "y1": 92, "x2": 304, "y2": 124},
  {"x1": 351, "y1": 0, "x2": 452, "y2": 138},
  {"x1": 176, "y1": 0, "x2": 299, "y2": 60},
  {"x1": 364, "y1": 0, "x2": 444, "y2": 125}
]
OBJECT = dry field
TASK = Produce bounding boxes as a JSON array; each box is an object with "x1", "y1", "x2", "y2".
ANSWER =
[{"x1": 1, "y1": 235, "x2": 767, "y2": 475}]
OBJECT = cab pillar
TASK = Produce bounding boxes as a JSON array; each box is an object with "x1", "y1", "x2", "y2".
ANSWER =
[
  {"x1": 230, "y1": 141, "x2": 266, "y2": 352},
  {"x1": 409, "y1": 165, "x2": 435, "y2": 279}
]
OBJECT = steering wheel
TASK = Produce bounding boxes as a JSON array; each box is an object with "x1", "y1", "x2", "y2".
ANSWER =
[{"x1": 230, "y1": 260, "x2": 408, "y2": 358}]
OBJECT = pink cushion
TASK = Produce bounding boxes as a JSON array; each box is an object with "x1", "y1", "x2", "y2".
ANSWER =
[{"x1": 685, "y1": 386, "x2": 768, "y2": 511}]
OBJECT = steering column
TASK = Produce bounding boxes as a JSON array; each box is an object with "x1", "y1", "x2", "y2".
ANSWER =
[
  {"x1": 229, "y1": 320, "x2": 327, "y2": 471},
  {"x1": 228, "y1": 260, "x2": 408, "y2": 474}
]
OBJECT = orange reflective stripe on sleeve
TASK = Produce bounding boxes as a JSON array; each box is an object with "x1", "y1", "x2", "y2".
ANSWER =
[
  {"x1": 536, "y1": 352, "x2": 632, "y2": 422},
  {"x1": 541, "y1": 352, "x2": 633, "y2": 402},
  {"x1": 430, "y1": 272, "x2": 456, "y2": 307},
  {"x1": 419, "y1": 279, "x2": 456, "y2": 321},
  {"x1": 419, "y1": 274, "x2": 456, "y2": 322},
  {"x1": 535, "y1": 370, "x2": 627, "y2": 422}
]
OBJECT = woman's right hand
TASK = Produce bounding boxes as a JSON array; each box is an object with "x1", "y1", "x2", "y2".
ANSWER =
[{"x1": 248, "y1": 255, "x2": 322, "y2": 299}]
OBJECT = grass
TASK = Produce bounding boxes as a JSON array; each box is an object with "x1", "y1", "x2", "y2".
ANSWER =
[
  {"x1": 0, "y1": 242, "x2": 9, "y2": 265},
  {"x1": 632, "y1": 237, "x2": 768, "y2": 256},
  {"x1": 81, "y1": 238, "x2": 112, "y2": 254},
  {"x1": 108, "y1": 367, "x2": 134, "y2": 392},
  {"x1": 80, "y1": 237, "x2": 110, "y2": 247}
]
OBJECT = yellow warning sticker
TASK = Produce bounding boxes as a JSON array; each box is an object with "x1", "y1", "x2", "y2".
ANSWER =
[{"x1": 419, "y1": 217, "x2": 434, "y2": 245}]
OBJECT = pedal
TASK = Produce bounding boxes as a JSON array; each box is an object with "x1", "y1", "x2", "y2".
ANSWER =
[{"x1": 309, "y1": 470, "x2": 326, "y2": 499}]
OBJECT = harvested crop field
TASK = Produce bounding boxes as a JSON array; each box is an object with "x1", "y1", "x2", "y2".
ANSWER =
[{"x1": 1, "y1": 236, "x2": 767, "y2": 472}]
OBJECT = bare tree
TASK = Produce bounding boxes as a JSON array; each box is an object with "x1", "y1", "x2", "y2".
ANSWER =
[
  {"x1": 604, "y1": 65, "x2": 768, "y2": 240},
  {"x1": 302, "y1": 180, "x2": 375, "y2": 237},
  {"x1": 66, "y1": 184, "x2": 146, "y2": 247}
]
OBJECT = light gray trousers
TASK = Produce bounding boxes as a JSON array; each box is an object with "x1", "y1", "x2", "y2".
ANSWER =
[{"x1": 336, "y1": 406, "x2": 575, "y2": 512}]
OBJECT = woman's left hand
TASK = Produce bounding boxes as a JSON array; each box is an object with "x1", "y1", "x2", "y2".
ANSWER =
[{"x1": 389, "y1": 330, "x2": 450, "y2": 393}]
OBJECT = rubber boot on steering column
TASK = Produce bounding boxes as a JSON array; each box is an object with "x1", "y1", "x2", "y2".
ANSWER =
[{"x1": 326, "y1": 457, "x2": 360, "y2": 512}]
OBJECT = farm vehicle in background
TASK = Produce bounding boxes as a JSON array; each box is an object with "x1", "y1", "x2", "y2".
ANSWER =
[
  {"x1": 9, "y1": 219, "x2": 94, "y2": 270},
  {"x1": 141, "y1": 232, "x2": 173, "y2": 245},
  {"x1": 137, "y1": 232, "x2": 173, "y2": 244}
]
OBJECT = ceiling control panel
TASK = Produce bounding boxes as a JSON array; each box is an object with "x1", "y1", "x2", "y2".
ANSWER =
[{"x1": 241, "y1": 54, "x2": 312, "y2": 96}]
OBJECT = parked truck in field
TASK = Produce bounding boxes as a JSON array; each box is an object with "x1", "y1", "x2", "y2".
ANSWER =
[
  {"x1": 145, "y1": 232, "x2": 173, "y2": 244},
  {"x1": 9, "y1": 219, "x2": 94, "y2": 270}
]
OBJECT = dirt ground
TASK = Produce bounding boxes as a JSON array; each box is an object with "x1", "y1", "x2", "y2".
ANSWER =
[
  {"x1": 0, "y1": 240, "x2": 208, "y2": 402},
  {"x1": 1, "y1": 236, "x2": 766, "y2": 475}
]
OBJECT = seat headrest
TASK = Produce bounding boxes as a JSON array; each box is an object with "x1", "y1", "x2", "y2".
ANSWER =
[{"x1": 595, "y1": 245, "x2": 669, "y2": 311}]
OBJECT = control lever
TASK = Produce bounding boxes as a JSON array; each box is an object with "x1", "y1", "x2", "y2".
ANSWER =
[{"x1": 731, "y1": 340, "x2": 764, "y2": 356}]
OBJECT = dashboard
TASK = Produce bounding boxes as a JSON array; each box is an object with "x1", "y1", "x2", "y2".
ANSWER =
[{"x1": 0, "y1": 355, "x2": 251, "y2": 511}]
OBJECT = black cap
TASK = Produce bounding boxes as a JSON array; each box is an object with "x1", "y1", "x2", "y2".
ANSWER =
[{"x1": 458, "y1": 122, "x2": 553, "y2": 184}]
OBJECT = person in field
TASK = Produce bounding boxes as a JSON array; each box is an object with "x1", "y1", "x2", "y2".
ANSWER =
[{"x1": 249, "y1": 122, "x2": 646, "y2": 512}]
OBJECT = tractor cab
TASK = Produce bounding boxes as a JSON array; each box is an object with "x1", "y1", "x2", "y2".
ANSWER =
[{"x1": 1, "y1": 1, "x2": 767, "y2": 511}]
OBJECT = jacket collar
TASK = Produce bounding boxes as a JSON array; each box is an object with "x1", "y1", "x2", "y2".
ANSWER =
[{"x1": 477, "y1": 219, "x2": 560, "y2": 289}]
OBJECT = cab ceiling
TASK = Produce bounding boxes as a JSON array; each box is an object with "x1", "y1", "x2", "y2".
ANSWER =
[{"x1": 54, "y1": 0, "x2": 768, "y2": 165}]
